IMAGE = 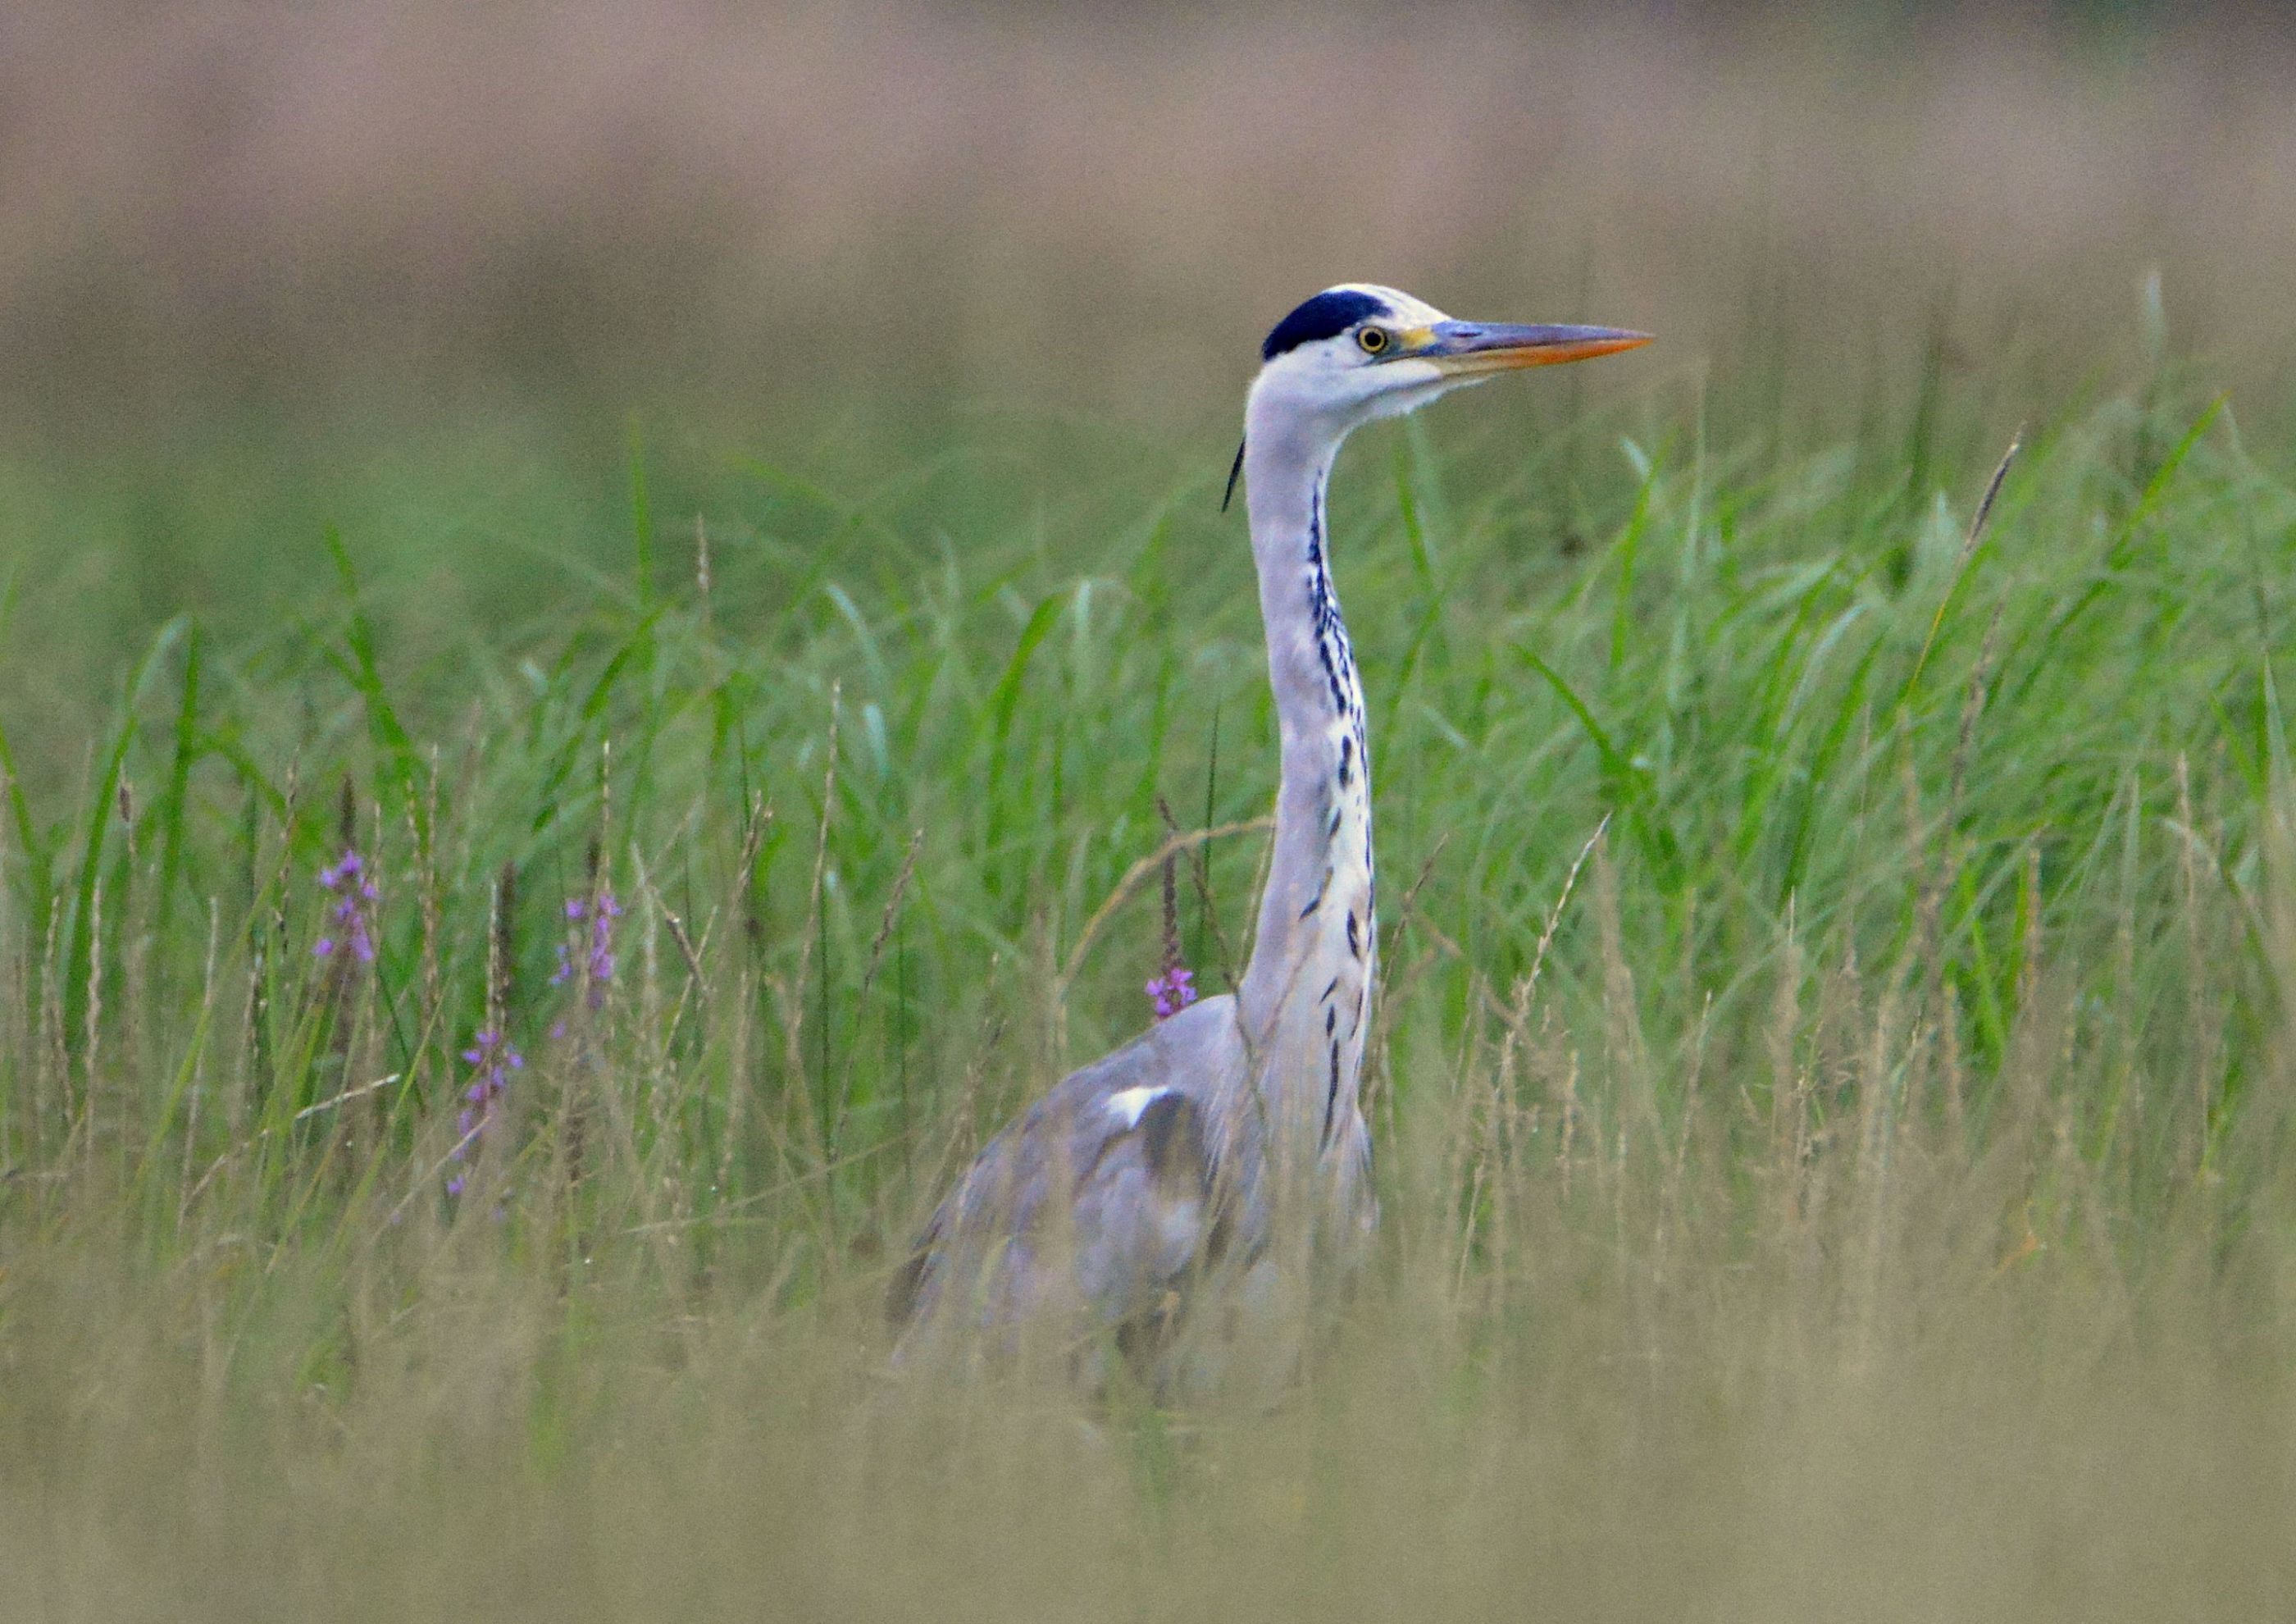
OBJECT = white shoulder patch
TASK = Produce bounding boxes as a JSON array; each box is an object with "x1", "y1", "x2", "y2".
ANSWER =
[{"x1": 1105, "y1": 1086, "x2": 1168, "y2": 1131}]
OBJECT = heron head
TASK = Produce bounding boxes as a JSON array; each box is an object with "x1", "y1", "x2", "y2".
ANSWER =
[{"x1": 1247, "y1": 284, "x2": 1648, "y2": 436}]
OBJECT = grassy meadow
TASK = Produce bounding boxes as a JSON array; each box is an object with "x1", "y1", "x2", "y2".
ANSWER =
[{"x1": 8, "y1": 5, "x2": 2296, "y2": 1620}]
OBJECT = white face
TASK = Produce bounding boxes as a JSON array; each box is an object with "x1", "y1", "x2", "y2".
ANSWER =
[
  {"x1": 1246, "y1": 283, "x2": 1649, "y2": 445},
  {"x1": 1248, "y1": 285, "x2": 1462, "y2": 434}
]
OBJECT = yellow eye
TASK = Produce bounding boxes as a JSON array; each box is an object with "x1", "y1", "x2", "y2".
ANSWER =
[{"x1": 1356, "y1": 326, "x2": 1390, "y2": 355}]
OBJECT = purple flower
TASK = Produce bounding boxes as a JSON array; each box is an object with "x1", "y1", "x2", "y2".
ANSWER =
[
  {"x1": 1145, "y1": 823, "x2": 1199, "y2": 1024},
  {"x1": 315, "y1": 846, "x2": 377, "y2": 964},
  {"x1": 553, "y1": 887, "x2": 622, "y2": 1009},
  {"x1": 1146, "y1": 965, "x2": 1197, "y2": 1022},
  {"x1": 447, "y1": 1026, "x2": 522, "y2": 1193}
]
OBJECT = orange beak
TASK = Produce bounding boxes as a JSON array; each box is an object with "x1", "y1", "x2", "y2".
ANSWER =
[{"x1": 1419, "y1": 321, "x2": 1651, "y2": 375}]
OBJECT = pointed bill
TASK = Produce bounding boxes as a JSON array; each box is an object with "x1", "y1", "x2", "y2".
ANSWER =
[{"x1": 1417, "y1": 321, "x2": 1651, "y2": 375}]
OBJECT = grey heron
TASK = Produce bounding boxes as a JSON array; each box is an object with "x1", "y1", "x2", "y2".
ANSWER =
[{"x1": 891, "y1": 285, "x2": 1647, "y2": 1394}]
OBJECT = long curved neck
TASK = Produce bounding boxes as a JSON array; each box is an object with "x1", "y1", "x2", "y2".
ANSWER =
[{"x1": 1236, "y1": 413, "x2": 1376, "y2": 1151}]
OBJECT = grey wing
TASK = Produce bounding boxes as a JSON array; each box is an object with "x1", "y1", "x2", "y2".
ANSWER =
[{"x1": 890, "y1": 993, "x2": 1246, "y2": 1341}]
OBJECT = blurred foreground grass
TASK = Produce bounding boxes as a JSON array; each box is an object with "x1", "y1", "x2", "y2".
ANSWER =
[{"x1": 6, "y1": 354, "x2": 2296, "y2": 1617}]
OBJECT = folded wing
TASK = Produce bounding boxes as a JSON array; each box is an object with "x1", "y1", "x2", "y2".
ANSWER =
[{"x1": 889, "y1": 993, "x2": 1246, "y2": 1362}]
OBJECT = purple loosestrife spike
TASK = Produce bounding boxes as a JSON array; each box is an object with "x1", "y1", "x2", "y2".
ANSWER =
[
  {"x1": 556, "y1": 886, "x2": 622, "y2": 1009},
  {"x1": 317, "y1": 846, "x2": 379, "y2": 965},
  {"x1": 446, "y1": 1026, "x2": 522, "y2": 1194},
  {"x1": 1145, "y1": 832, "x2": 1198, "y2": 1021}
]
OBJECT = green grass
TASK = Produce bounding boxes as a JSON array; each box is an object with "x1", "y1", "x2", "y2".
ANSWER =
[{"x1": 6, "y1": 363, "x2": 2296, "y2": 1620}]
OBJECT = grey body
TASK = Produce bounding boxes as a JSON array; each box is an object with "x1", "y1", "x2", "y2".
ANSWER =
[
  {"x1": 890, "y1": 285, "x2": 1646, "y2": 1393},
  {"x1": 888, "y1": 992, "x2": 1372, "y2": 1392}
]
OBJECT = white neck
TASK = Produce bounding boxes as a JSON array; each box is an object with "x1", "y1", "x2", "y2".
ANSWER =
[{"x1": 1235, "y1": 404, "x2": 1377, "y2": 1156}]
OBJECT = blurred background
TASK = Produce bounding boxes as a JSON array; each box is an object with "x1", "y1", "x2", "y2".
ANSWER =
[{"x1": 3, "y1": 0, "x2": 2294, "y2": 449}]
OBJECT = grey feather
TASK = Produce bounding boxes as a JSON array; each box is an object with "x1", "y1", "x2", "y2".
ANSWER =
[
  {"x1": 892, "y1": 995, "x2": 1247, "y2": 1340},
  {"x1": 891, "y1": 990, "x2": 1374, "y2": 1395}
]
